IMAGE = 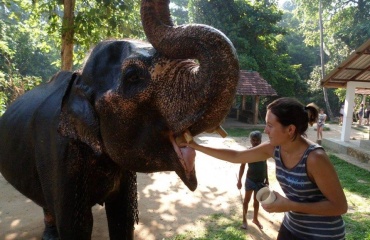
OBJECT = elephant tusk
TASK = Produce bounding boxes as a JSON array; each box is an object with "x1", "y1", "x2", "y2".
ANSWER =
[
  {"x1": 183, "y1": 130, "x2": 193, "y2": 143},
  {"x1": 175, "y1": 127, "x2": 226, "y2": 144},
  {"x1": 215, "y1": 126, "x2": 228, "y2": 138},
  {"x1": 175, "y1": 129, "x2": 193, "y2": 145}
]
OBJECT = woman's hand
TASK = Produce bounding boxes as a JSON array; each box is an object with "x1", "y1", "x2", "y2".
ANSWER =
[
  {"x1": 261, "y1": 192, "x2": 290, "y2": 213},
  {"x1": 178, "y1": 140, "x2": 199, "y2": 149}
]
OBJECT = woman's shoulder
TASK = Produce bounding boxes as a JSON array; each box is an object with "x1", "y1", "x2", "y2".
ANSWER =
[
  {"x1": 306, "y1": 146, "x2": 329, "y2": 166},
  {"x1": 256, "y1": 141, "x2": 276, "y2": 156}
]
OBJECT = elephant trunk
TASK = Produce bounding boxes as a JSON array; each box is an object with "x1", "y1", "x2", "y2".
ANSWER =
[{"x1": 141, "y1": 0, "x2": 240, "y2": 135}]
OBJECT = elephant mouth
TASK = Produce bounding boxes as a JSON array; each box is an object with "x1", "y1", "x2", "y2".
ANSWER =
[
  {"x1": 168, "y1": 126, "x2": 228, "y2": 190},
  {"x1": 169, "y1": 131, "x2": 195, "y2": 179}
]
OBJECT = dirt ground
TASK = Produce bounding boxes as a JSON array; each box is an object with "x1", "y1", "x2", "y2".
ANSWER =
[{"x1": 0, "y1": 121, "x2": 365, "y2": 240}]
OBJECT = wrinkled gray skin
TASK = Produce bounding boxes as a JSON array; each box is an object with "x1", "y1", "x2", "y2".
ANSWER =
[{"x1": 0, "y1": 0, "x2": 239, "y2": 239}]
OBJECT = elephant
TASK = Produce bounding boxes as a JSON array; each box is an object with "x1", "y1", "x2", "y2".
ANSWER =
[{"x1": 0, "y1": 0, "x2": 239, "y2": 239}]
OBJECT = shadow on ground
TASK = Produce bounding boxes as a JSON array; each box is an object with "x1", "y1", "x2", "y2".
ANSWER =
[{"x1": 0, "y1": 124, "x2": 286, "y2": 240}]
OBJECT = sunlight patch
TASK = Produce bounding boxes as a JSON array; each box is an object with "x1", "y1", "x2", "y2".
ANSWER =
[{"x1": 10, "y1": 219, "x2": 21, "y2": 228}]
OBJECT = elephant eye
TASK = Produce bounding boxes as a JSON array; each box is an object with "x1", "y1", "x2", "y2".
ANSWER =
[
  {"x1": 119, "y1": 65, "x2": 149, "y2": 98},
  {"x1": 124, "y1": 68, "x2": 142, "y2": 83}
]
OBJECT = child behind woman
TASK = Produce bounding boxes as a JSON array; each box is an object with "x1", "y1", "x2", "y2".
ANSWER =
[{"x1": 237, "y1": 130, "x2": 268, "y2": 230}]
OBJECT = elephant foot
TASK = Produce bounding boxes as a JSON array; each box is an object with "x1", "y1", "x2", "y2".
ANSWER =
[
  {"x1": 42, "y1": 224, "x2": 59, "y2": 240},
  {"x1": 42, "y1": 208, "x2": 59, "y2": 240}
]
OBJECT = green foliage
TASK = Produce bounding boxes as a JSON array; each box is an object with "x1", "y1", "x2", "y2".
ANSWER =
[
  {"x1": 0, "y1": 71, "x2": 42, "y2": 114},
  {"x1": 0, "y1": 72, "x2": 7, "y2": 115},
  {"x1": 1, "y1": 0, "x2": 368, "y2": 117},
  {"x1": 170, "y1": 0, "x2": 189, "y2": 25},
  {"x1": 0, "y1": 0, "x2": 146, "y2": 114},
  {"x1": 0, "y1": 92, "x2": 6, "y2": 115},
  {"x1": 279, "y1": 0, "x2": 369, "y2": 115},
  {"x1": 1, "y1": 0, "x2": 143, "y2": 68},
  {"x1": 343, "y1": 212, "x2": 370, "y2": 240},
  {"x1": 278, "y1": 4, "x2": 323, "y2": 104},
  {"x1": 74, "y1": 0, "x2": 143, "y2": 64},
  {"x1": 325, "y1": 0, "x2": 370, "y2": 50},
  {"x1": 329, "y1": 154, "x2": 370, "y2": 239},
  {"x1": 20, "y1": 0, "x2": 144, "y2": 67},
  {"x1": 334, "y1": 88, "x2": 346, "y2": 103},
  {"x1": 279, "y1": 0, "x2": 370, "y2": 114},
  {"x1": 279, "y1": 11, "x2": 318, "y2": 82},
  {"x1": 0, "y1": 0, "x2": 57, "y2": 114},
  {"x1": 188, "y1": 0, "x2": 303, "y2": 98},
  {"x1": 330, "y1": 155, "x2": 370, "y2": 197},
  {"x1": 166, "y1": 213, "x2": 246, "y2": 240},
  {"x1": 293, "y1": 0, "x2": 370, "y2": 76}
]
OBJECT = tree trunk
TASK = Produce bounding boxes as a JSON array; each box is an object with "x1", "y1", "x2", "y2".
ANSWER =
[
  {"x1": 319, "y1": 0, "x2": 333, "y2": 119},
  {"x1": 61, "y1": 0, "x2": 75, "y2": 71}
]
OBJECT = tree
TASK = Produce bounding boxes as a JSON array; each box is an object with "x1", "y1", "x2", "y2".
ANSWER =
[
  {"x1": 0, "y1": 1, "x2": 53, "y2": 113},
  {"x1": 292, "y1": 0, "x2": 370, "y2": 117},
  {"x1": 0, "y1": 0, "x2": 144, "y2": 114},
  {"x1": 17, "y1": 0, "x2": 143, "y2": 70},
  {"x1": 61, "y1": 0, "x2": 75, "y2": 70},
  {"x1": 170, "y1": 0, "x2": 189, "y2": 25},
  {"x1": 319, "y1": 0, "x2": 333, "y2": 119},
  {"x1": 279, "y1": 19, "x2": 317, "y2": 81},
  {"x1": 188, "y1": 0, "x2": 303, "y2": 99},
  {"x1": 294, "y1": 0, "x2": 369, "y2": 46}
]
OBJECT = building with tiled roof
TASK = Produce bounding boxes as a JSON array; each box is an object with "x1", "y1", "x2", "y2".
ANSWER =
[
  {"x1": 237, "y1": 70, "x2": 277, "y2": 96},
  {"x1": 235, "y1": 70, "x2": 277, "y2": 124}
]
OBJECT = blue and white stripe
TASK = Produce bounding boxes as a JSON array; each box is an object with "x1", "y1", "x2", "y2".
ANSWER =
[{"x1": 274, "y1": 145, "x2": 345, "y2": 239}]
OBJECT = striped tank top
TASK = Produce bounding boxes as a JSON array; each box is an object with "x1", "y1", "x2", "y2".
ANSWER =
[{"x1": 274, "y1": 144, "x2": 345, "y2": 240}]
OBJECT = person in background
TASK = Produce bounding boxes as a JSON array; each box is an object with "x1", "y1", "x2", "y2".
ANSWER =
[
  {"x1": 317, "y1": 108, "x2": 327, "y2": 142},
  {"x1": 181, "y1": 97, "x2": 347, "y2": 240},
  {"x1": 364, "y1": 105, "x2": 370, "y2": 126},
  {"x1": 357, "y1": 103, "x2": 364, "y2": 125},
  {"x1": 353, "y1": 104, "x2": 358, "y2": 124},
  {"x1": 237, "y1": 130, "x2": 268, "y2": 230},
  {"x1": 339, "y1": 104, "x2": 344, "y2": 125}
]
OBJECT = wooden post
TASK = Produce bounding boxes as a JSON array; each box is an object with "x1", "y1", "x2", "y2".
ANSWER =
[
  {"x1": 242, "y1": 95, "x2": 246, "y2": 111},
  {"x1": 253, "y1": 96, "x2": 260, "y2": 125}
]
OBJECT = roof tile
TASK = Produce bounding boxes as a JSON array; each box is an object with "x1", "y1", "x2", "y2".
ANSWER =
[{"x1": 236, "y1": 70, "x2": 277, "y2": 96}]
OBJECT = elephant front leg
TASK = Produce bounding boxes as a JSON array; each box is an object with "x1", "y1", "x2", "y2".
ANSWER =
[
  {"x1": 105, "y1": 201, "x2": 134, "y2": 240},
  {"x1": 51, "y1": 179, "x2": 94, "y2": 239},
  {"x1": 105, "y1": 170, "x2": 138, "y2": 240},
  {"x1": 54, "y1": 204, "x2": 93, "y2": 240},
  {"x1": 42, "y1": 208, "x2": 59, "y2": 240}
]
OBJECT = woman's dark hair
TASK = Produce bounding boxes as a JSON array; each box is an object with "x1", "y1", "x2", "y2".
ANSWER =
[{"x1": 267, "y1": 97, "x2": 319, "y2": 140}]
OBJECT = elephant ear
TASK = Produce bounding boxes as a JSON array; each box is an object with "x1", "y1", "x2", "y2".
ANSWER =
[{"x1": 58, "y1": 72, "x2": 103, "y2": 155}]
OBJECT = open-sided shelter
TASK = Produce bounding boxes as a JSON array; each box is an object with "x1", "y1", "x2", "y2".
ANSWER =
[
  {"x1": 236, "y1": 70, "x2": 277, "y2": 124},
  {"x1": 322, "y1": 38, "x2": 370, "y2": 141}
]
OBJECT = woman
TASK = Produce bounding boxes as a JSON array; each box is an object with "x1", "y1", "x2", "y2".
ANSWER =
[
  {"x1": 339, "y1": 104, "x2": 344, "y2": 125},
  {"x1": 358, "y1": 103, "x2": 364, "y2": 125},
  {"x1": 317, "y1": 108, "x2": 327, "y2": 141},
  {"x1": 182, "y1": 97, "x2": 347, "y2": 240}
]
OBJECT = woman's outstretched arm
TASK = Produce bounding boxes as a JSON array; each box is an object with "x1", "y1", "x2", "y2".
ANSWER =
[{"x1": 182, "y1": 140, "x2": 274, "y2": 164}]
